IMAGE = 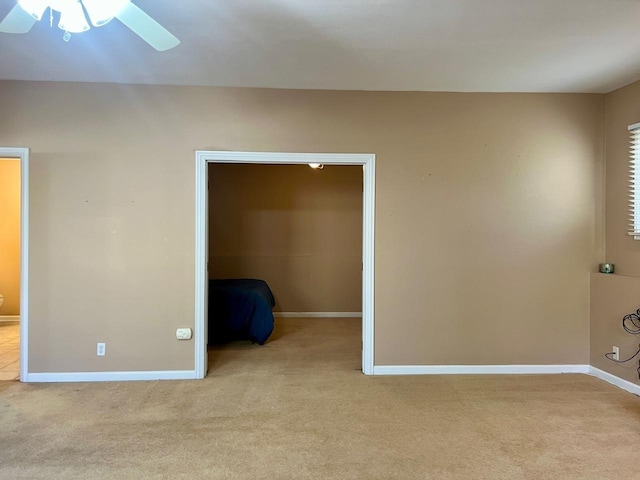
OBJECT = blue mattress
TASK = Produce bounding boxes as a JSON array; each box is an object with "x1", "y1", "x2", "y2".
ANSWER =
[{"x1": 208, "y1": 279, "x2": 275, "y2": 345}]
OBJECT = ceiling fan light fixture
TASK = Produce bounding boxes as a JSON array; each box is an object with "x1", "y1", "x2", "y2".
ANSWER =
[
  {"x1": 17, "y1": 0, "x2": 48, "y2": 20},
  {"x1": 1, "y1": 0, "x2": 179, "y2": 50},
  {"x1": 57, "y1": 0, "x2": 89, "y2": 33},
  {"x1": 82, "y1": 0, "x2": 130, "y2": 27}
]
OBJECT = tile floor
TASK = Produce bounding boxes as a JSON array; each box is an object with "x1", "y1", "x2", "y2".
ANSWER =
[{"x1": 0, "y1": 321, "x2": 20, "y2": 381}]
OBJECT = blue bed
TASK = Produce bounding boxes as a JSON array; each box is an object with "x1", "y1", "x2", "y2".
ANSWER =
[{"x1": 208, "y1": 279, "x2": 276, "y2": 345}]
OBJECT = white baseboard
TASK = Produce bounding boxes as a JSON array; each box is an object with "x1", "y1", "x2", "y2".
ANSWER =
[
  {"x1": 588, "y1": 366, "x2": 640, "y2": 396},
  {"x1": 25, "y1": 370, "x2": 197, "y2": 383},
  {"x1": 19, "y1": 365, "x2": 640, "y2": 395},
  {"x1": 274, "y1": 312, "x2": 362, "y2": 318},
  {"x1": 372, "y1": 364, "x2": 640, "y2": 396},
  {"x1": 0, "y1": 315, "x2": 20, "y2": 323},
  {"x1": 373, "y1": 364, "x2": 590, "y2": 375}
]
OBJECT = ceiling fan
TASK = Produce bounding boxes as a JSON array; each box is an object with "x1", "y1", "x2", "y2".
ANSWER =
[{"x1": 0, "y1": 0, "x2": 180, "y2": 51}]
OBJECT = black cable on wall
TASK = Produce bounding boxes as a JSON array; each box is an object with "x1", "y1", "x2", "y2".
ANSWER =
[{"x1": 604, "y1": 308, "x2": 640, "y2": 379}]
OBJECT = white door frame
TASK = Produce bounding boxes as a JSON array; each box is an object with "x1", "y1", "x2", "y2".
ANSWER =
[
  {"x1": 0, "y1": 147, "x2": 29, "y2": 382},
  {"x1": 194, "y1": 151, "x2": 375, "y2": 377}
]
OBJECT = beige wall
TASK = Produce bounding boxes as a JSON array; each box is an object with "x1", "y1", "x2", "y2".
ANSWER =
[
  {"x1": 0, "y1": 158, "x2": 20, "y2": 315},
  {"x1": 0, "y1": 80, "x2": 604, "y2": 372},
  {"x1": 590, "y1": 273, "x2": 640, "y2": 383},
  {"x1": 208, "y1": 163, "x2": 362, "y2": 313},
  {"x1": 590, "y1": 79, "x2": 640, "y2": 382},
  {"x1": 603, "y1": 79, "x2": 640, "y2": 275}
]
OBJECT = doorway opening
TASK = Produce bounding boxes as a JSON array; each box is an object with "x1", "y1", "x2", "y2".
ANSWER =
[
  {"x1": 0, "y1": 148, "x2": 29, "y2": 382},
  {"x1": 195, "y1": 151, "x2": 375, "y2": 377}
]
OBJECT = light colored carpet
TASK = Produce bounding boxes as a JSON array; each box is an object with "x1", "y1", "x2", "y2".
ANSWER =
[{"x1": 1, "y1": 318, "x2": 639, "y2": 479}]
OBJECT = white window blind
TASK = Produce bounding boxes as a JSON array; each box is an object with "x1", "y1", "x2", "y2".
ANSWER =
[{"x1": 629, "y1": 122, "x2": 640, "y2": 239}]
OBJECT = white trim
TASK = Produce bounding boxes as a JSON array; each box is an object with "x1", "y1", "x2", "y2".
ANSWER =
[
  {"x1": 25, "y1": 370, "x2": 197, "y2": 383},
  {"x1": 194, "y1": 151, "x2": 208, "y2": 379},
  {"x1": 588, "y1": 366, "x2": 640, "y2": 396},
  {"x1": 197, "y1": 151, "x2": 374, "y2": 165},
  {"x1": 21, "y1": 365, "x2": 640, "y2": 391},
  {"x1": 629, "y1": 122, "x2": 640, "y2": 131},
  {"x1": 0, "y1": 315, "x2": 20, "y2": 323},
  {"x1": 373, "y1": 364, "x2": 590, "y2": 375},
  {"x1": 195, "y1": 151, "x2": 376, "y2": 377},
  {"x1": 274, "y1": 312, "x2": 362, "y2": 318},
  {"x1": 0, "y1": 148, "x2": 29, "y2": 382},
  {"x1": 362, "y1": 154, "x2": 375, "y2": 375}
]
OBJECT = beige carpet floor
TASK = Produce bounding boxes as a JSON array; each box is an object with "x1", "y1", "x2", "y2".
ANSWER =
[{"x1": 1, "y1": 317, "x2": 640, "y2": 479}]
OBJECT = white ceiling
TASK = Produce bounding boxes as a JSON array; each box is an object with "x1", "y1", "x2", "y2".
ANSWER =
[{"x1": 1, "y1": 0, "x2": 640, "y2": 93}]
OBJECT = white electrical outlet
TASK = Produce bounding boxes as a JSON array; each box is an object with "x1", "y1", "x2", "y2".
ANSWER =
[
  {"x1": 612, "y1": 346, "x2": 620, "y2": 361},
  {"x1": 176, "y1": 328, "x2": 192, "y2": 340},
  {"x1": 97, "y1": 342, "x2": 106, "y2": 356}
]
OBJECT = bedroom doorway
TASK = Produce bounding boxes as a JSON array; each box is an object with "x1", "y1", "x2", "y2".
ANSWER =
[
  {"x1": 0, "y1": 148, "x2": 30, "y2": 382},
  {"x1": 195, "y1": 151, "x2": 375, "y2": 378}
]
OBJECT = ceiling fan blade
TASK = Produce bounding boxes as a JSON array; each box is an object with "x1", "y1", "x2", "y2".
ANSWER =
[
  {"x1": 115, "y1": 2, "x2": 180, "y2": 51},
  {"x1": 0, "y1": 4, "x2": 38, "y2": 34}
]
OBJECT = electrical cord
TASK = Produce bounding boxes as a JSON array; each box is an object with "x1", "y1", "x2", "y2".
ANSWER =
[
  {"x1": 604, "y1": 345, "x2": 640, "y2": 379},
  {"x1": 604, "y1": 346, "x2": 640, "y2": 363},
  {"x1": 604, "y1": 307, "x2": 640, "y2": 380},
  {"x1": 622, "y1": 308, "x2": 640, "y2": 335}
]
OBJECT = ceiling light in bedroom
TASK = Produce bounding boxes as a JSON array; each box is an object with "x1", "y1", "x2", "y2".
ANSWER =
[
  {"x1": 309, "y1": 163, "x2": 324, "y2": 170},
  {"x1": 57, "y1": 0, "x2": 90, "y2": 33},
  {"x1": 82, "y1": 0, "x2": 130, "y2": 26},
  {"x1": 1, "y1": 0, "x2": 180, "y2": 51},
  {"x1": 16, "y1": 0, "x2": 122, "y2": 35}
]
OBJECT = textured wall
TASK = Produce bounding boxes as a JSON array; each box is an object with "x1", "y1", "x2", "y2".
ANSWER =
[
  {"x1": 590, "y1": 273, "x2": 640, "y2": 383},
  {"x1": 0, "y1": 81, "x2": 603, "y2": 372},
  {"x1": 209, "y1": 163, "x2": 362, "y2": 313},
  {"x1": 590, "y1": 79, "x2": 640, "y2": 382},
  {"x1": 603, "y1": 79, "x2": 640, "y2": 275}
]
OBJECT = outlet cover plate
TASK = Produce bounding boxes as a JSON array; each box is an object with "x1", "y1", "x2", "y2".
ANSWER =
[{"x1": 176, "y1": 328, "x2": 192, "y2": 340}]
